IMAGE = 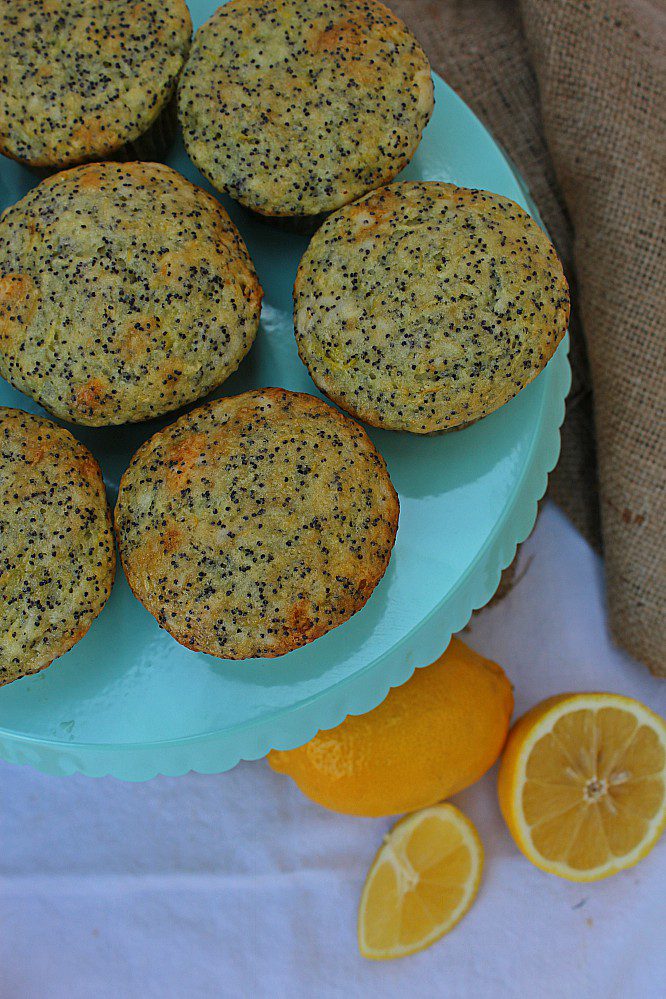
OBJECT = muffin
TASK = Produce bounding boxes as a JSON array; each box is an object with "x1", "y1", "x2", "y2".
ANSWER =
[
  {"x1": 0, "y1": 407, "x2": 116, "y2": 685},
  {"x1": 0, "y1": 0, "x2": 192, "y2": 168},
  {"x1": 178, "y1": 0, "x2": 434, "y2": 220},
  {"x1": 0, "y1": 161, "x2": 263, "y2": 427},
  {"x1": 294, "y1": 182, "x2": 570, "y2": 433},
  {"x1": 115, "y1": 388, "x2": 399, "y2": 659}
]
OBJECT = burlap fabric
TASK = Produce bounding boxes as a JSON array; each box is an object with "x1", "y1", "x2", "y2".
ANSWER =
[{"x1": 391, "y1": 0, "x2": 665, "y2": 675}]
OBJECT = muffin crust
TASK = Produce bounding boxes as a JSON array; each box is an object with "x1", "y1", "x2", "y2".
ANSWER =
[
  {"x1": 178, "y1": 0, "x2": 433, "y2": 217},
  {"x1": 0, "y1": 162, "x2": 263, "y2": 426},
  {"x1": 294, "y1": 182, "x2": 570, "y2": 432},
  {"x1": 0, "y1": 407, "x2": 115, "y2": 685},
  {"x1": 0, "y1": 0, "x2": 192, "y2": 167},
  {"x1": 115, "y1": 388, "x2": 399, "y2": 659}
]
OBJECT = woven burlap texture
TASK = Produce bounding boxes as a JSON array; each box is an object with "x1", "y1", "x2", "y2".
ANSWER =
[{"x1": 391, "y1": 0, "x2": 665, "y2": 674}]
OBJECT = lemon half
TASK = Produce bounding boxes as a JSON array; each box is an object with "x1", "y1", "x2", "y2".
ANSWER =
[{"x1": 498, "y1": 693, "x2": 666, "y2": 881}]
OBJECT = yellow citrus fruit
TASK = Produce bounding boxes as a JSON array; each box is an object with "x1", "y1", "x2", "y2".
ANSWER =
[
  {"x1": 498, "y1": 692, "x2": 666, "y2": 881},
  {"x1": 358, "y1": 803, "x2": 483, "y2": 960},
  {"x1": 268, "y1": 637, "x2": 513, "y2": 816}
]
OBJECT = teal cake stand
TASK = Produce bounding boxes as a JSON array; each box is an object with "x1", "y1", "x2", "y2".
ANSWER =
[{"x1": 0, "y1": 0, "x2": 570, "y2": 779}]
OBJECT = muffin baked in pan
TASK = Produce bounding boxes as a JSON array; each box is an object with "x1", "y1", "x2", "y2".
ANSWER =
[
  {"x1": 178, "y1": 0, "x2": 433, "y2": 219},
  {"x1": 294, "y1": 182, "x2": 570, "y2": 433},
  {"x1": 0, "y1": 407, "x2": 116, "y2": 686},
  {"x1": 115, "y1": 388, "x2": 399, "y2": 659},
  {"x1": 0, "y1": 0, "x2": 192, "y2": 168},
  {"x1": 0, "y1": 161, "x2": 263, "y2": 427}
]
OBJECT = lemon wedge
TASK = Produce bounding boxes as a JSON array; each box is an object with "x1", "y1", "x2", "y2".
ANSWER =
[{"x1": 358, "y1": 803, "x2": 483, "y2": 959}]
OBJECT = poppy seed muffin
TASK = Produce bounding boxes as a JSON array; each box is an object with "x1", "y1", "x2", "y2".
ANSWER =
[
  {"x1": 0, "y1": 0, "x2": 192, "y2": 168},
  {"x1": 0, "y1": 407, "x2": 115, "y2": 685},
  {"x1": 0, "y1": 161, "x2": 263, "y2": 427},
  {"x1": 115, "y1": 388, "x2": 399, "y2": 659},
  {"x1": 294, "y1": 182, "x2": 570, "y2": 433},
  {"x1": 177, "y1": 0, "x2": 433, "y2": 219}
]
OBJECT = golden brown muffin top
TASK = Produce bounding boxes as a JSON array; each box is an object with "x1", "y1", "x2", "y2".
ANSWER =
[
  {"x1": 0, "y1": 161, "x2": 262, "y2": 426},
  {"x1": 178, "y1": 0, "x2": 433, "y2": 217},
  {"x1": 294, "y1": 182, "x2": 570, "y2": 432},
  {"x1": 0, "y1": 0, "x2": 191, "y2": 167},
  {"x1": 0, "y1": 407, "x2": 116, "y2": 685},
  {"x1": 115, "y1": 388, "x2": 399, "y2": 659}
]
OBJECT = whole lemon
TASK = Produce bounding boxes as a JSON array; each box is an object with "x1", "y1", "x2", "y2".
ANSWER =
[{"x1": 268, "y1": 637, "x2": 514, "y2": 816}]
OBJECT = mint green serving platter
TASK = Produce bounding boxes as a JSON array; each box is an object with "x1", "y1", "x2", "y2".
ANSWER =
[{"x1": 0, "y1": 0, "x2": 570, "y2": 779}]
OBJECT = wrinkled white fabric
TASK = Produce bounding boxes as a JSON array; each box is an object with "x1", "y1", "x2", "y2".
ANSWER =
[{"x1": 1, "y1": 503, "x2": 664, "y2": 999}]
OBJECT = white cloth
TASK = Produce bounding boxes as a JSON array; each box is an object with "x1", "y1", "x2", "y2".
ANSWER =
[{"x1": 1, "y1": 502, "x2": 664, "y2": 999}]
